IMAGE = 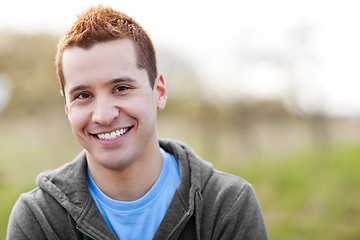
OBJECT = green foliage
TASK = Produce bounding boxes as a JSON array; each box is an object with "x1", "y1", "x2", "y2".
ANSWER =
[{"x1": 0, "y1": 31, "x2": 63, "y2": 115}]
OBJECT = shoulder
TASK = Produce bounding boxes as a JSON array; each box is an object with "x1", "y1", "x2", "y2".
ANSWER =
[
  {"x1": 9, "y1": 187, "x2": 67, "y2": 224},
  {"x1": 200, "y1": 170, "x2": 268, "y2": 239},
  {"x1": 7, "y1": 188, "x2": 58, "y2": 239},
  {"x1": 10, "y1": 187, "x2": 52, "y2": 217},
  {"x1": 9, "y1": 188, "x2": 42, "y2": 221},
  {"x1": 201, "y1": 168, "x2": 262, "y2": 222},
  {"x1": 208, "y1": 169, "x2": 250, "y2": 190},
  {"x1": 7, "y1": 187, "x2": 77, "y2": 239},
  {"x1": 202, "y1": 169, "x2": 257, "y2": 209}
]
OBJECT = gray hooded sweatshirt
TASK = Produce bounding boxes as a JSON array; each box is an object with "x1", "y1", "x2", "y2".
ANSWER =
[{"x1": 7, "y1": 139, "x2": 268, "y2": 239}]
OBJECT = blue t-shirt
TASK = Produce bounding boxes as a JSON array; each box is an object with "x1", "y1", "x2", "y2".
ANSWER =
[{"x1": 87, "y1": 148, "x2": 180, "y2": 240}]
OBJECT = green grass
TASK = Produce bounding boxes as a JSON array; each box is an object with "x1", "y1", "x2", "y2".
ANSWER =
[{"x1": 213, "y1": 144, "x2": 360, "y2": 240}]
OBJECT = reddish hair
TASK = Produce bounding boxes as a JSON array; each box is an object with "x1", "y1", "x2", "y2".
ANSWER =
[{"x1": 56, "y1": 5, "x2": 157, "y2": 95}]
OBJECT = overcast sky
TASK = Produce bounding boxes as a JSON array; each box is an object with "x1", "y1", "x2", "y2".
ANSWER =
[{"x1": 1, "y1": 0, "x2": 360, "y2": 117}]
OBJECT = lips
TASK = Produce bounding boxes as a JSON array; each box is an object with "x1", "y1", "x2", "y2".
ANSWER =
[{"x1": 95, "y1": 127, "x2": 131, "y2": 140}]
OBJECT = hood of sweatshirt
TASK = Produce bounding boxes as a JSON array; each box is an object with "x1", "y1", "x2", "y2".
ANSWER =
[{"x1": 35, "y1": 139, "x2": 214, "y2": 239}]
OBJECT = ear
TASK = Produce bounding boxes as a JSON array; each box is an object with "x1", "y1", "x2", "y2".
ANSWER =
[
  {"x1": 65, "y1": 104, "x2": 71, "y2": 121},
  {"x1": 65, "y1": 104, "x2": 69, "y2": 115},
  {"x1": 155, "y1": 73, "x2": 167, "y2": 110},
  {"x1": 61, "y1": 89, "x2": 70, "y2": 118}
]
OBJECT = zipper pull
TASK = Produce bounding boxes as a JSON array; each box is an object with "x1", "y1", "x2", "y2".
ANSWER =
[{"x1": 165, "y1": 210, "x2": 191, "y2": 240}]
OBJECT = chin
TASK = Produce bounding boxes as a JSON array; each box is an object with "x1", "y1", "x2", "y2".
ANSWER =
[{"x1": 89, "y1": 151, "x2": 135, "y2": 171}]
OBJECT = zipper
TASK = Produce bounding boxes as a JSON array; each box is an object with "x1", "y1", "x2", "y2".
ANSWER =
[
  {"x1": 165, "y1": 210, "x2": 192, "y2": 240},
  {"x1": 76, "y1": 225, "x2": 97, "y2": 240}
]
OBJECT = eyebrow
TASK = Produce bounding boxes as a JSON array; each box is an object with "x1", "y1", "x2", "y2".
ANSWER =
[
  {"x1": 106, "y1": 77, "x2": 138, "y2": 86},
  {"x1": 68, "y1": 77, "x2": 138, "y2": 96},
  {"x1": 69, "y1": 85, "x2": 90, "y2": 96}
]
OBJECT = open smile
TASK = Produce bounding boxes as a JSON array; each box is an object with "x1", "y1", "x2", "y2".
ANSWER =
[{"x1": 95, "y1": 127, "x2": 132, "y2": 141}]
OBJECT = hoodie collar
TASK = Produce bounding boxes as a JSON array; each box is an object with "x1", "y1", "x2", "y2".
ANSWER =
[
  {"x1": 36, "y1": 150, "x2": 118, "y2": 239},
  {"x1": 157, "y1": 139, "x2": 214, "y2": 239},
  {"x1": 36, "y1": 139, "x2": 214, "y2": 239},
  {"x1": 36, "y1": 150, "x2": 89, "y2": 219}
]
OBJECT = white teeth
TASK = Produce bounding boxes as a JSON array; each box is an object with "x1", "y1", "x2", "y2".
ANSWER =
[{"x1": 97, "y1": 128, "x2": 129, "y2": 140}]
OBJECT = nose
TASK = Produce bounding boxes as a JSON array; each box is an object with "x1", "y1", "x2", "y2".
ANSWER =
[{"x1": 92, "y1": 96, "x2": 119, "y2": 126}]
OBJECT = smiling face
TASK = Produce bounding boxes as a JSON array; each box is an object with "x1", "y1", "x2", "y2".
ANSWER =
[{"x1": 62, "y1": 39, "x2": 166, "y2": 171}]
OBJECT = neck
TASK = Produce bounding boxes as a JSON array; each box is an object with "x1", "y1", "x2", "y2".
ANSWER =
[{"x1": 87, "y1": 142, "x2": 163, "y2": 201}]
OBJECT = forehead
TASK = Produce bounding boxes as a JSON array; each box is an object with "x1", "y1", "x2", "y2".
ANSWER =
[
  {"x1": 62, "y1": 39, "x2": 147, "y2": 90},
  {"x1": 62, "y1": 39, "x2": 137, "y2": 73}
]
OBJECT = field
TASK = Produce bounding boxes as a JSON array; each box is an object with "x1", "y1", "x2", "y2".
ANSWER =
[{"x1": 1, "y1": 109, "x2": 360, "y2": 239}]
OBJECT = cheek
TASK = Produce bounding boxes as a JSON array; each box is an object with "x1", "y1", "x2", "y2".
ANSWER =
[
  {"x1": 67, "y1": 107, "x2": 89, "y2": 132},
  {"x1": 124, "y1": 94, "x2": 157, "y2": 121}
]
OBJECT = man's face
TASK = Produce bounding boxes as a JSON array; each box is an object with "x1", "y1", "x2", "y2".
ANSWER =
[{"x1": 62, "y1": 39, "x2": 166, "y2": 171}]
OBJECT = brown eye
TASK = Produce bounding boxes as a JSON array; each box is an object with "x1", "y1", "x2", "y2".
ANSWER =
[
  {"x1": 76, "y1": 92, "x2": 92, "y2": 99},
  {"x1": 114, "y1": 86, "x2": 130, "y2": 92}
]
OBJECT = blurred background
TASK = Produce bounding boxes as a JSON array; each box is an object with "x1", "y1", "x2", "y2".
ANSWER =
[{"x1": 1, "y1": 0, "x2": 360, "y2": 239}]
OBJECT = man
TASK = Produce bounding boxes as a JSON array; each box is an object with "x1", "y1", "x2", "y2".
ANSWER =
[{"x1": 7, "y1": 5, "x2": 268, "y2": 240}]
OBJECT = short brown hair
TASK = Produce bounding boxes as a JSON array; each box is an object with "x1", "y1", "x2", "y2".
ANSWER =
[{"x1": 56, "y1": 5, "x2": 157, "y2": 95}]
